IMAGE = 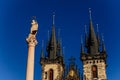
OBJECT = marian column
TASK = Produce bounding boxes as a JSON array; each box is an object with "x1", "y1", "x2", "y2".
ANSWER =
[{"x1": 26, "y1": 19, "x2": 38, "y2": 80}]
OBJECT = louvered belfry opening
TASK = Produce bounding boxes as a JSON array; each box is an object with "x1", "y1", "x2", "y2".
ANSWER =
[
  {"x1": 92, "y1": 65, "x2": 98, "y2": 78},
  {"x1": 49, "y1": 69, "x2": 53, "y2": 80}
]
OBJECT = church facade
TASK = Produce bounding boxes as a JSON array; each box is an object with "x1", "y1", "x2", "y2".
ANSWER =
[{"x1": 26, "y1": 10, "x2": 107, "y2": 80}]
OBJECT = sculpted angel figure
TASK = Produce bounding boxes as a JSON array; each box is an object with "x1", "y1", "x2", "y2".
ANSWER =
[
  {"x1": 30, "y1": 19, "x2": 38, "y2": 35},
  {"x1": 26, "y1": 19, "x2": 38, "y2": 44}
]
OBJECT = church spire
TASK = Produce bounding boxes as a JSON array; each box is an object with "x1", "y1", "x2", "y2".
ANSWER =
[
  {"x1": 87, "y1": 8, "x2": 99, "y2": 54},
  {"x1": 47, "y1": 14, "x2": 57, "y2": 59}
]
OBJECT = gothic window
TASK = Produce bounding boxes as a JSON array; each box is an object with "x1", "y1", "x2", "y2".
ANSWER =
[
  {"x1": 92, "y1": 65, "x2": 98, "y2": 78},
  {"x1": 49, "y1": 69, "x2": 53, "y2": 80}
]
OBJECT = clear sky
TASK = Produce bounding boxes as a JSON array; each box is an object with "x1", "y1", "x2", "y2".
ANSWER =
[{"x1": 0, "y1": 0, "x2": 120, "y2": 80}]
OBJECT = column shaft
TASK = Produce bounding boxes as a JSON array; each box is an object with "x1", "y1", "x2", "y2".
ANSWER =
[{"x1": 26, "y1": 45, "x2": 35, "y2": 80}]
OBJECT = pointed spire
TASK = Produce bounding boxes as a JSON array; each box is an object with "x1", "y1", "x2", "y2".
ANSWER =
[
  {"x1": 85, "y1": 25, "x2": 88, "y2": 47},
  {"x1": 41, "y1": 40, "x2": 44, "y2": 58},
  {"x1": 87, "y1": 8, "x2": 99, "y2": 54},
  {"x1": 96, "y1": 24, "x2": 100, "y2": 47},
  {"x1": 89, "y1": 8, "x2": 93, "y2": 29},
  {"x1": 81, "y1": 35, "x2": 84, "y2": 54},
  {"x1": 59, "y1": 40, "x2": 63, "y2": 57},
  {"x1": 46, "y1": 30, "x2": 49, "y2": 52},
  {"x1": 102, "y1": 34, "x2": 106, "y2": 52},
  {"x1": 47, "y1": 14, "x2": 57, "y2": 59},
  {"x1": 57, "y1": 29, "x2": 61, "y2": 46},
  {"x1": 57, "y1": 29, "x2": 63, "y2": 56},
  {"x1": 51, "y1": 25, "x2": 56, "y2": 46}
]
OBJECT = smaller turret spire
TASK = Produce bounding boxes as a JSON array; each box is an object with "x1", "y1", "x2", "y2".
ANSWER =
[
  {"x1": 84, "y1": 25, "x2": 88, "y2": 47},
  {"x1": 96, "y1": 24, "x2": 100, "y2": 51},
  {"x1": 81, "y1": 35, "x2": 84, "y2": 54},
  {"x1": 102, "y1": 34, "x2": 106, "y2": 52},
  {"x1": 89, "y1": 8, "x2": 92, "y2": 20},
  {"x1": 57, "y1": 29, "x2": 63, "y2": 56},
  {"x1": 41, "y1": 40, "x2": 44, "y2": 58}
]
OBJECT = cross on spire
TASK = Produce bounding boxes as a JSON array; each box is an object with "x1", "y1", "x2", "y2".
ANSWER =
[
  {"x1": 89, "y1": 8, "x2": 92, "y2": 20},
  {"x1": 53, "y1": 12, "x2": 55, "y2": 25}
]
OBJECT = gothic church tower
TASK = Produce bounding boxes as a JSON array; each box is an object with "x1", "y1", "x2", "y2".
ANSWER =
[
  {"x1": 40, "y1": 15, "x2": 64, "y2": 80},
  {"x1": 80, "y1": 9, "x2": 107, "y2": 80}
]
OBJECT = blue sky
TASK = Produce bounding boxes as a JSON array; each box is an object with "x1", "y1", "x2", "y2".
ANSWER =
[{"x1": 0, "y1": 0, "x2": 120, "y2": 80}]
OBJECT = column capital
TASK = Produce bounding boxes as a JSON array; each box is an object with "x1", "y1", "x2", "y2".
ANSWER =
[{"x1": 26, "y1": 34, "x2": 38, "y2": 47}]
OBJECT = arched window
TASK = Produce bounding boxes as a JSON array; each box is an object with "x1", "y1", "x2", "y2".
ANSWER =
[
  {"x1": 49, "y1": 69, "x2": 53, "y2": 80},
  {"x1": 92, "y1": 65, "x2": 98, "y2": 78}
]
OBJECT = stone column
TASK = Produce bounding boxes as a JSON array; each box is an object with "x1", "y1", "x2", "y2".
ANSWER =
[{"x1": 26, "y1": 19, "x2": 38, "y2": 80}]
